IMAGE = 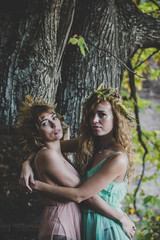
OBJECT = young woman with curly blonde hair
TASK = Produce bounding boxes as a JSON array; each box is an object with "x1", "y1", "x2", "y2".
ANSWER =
[
  {"x1": 19, "y1": 88, "x2": 136, "y2": 240},
  {"x1": 75, "y1": 88, "x2": 134, "y2": 180}
]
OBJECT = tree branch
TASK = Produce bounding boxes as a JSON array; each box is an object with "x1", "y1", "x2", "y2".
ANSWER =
[
  {"x1": 128, "y1": 60, "x2": 148, "y2": 219},
  {"x1": 86, "y1": 40, "x2": 146, "y2": 79},
  {"x1": 133, "y1": 49, "x2": 159, "y2": 70}
]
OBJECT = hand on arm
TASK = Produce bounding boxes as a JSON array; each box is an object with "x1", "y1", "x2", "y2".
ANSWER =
[
  {"x1": 31, "y1": 154, "x2": 128, "y2": 202},
  {"x1": 19, "y1": 152, "x2": 36, "y2": 192},
  {"x1": 86, "y1": 196, "x2": 136, "y2": 239},
  {"x1": 31, "y1": 152, "x2": 136, "y2": 238}
]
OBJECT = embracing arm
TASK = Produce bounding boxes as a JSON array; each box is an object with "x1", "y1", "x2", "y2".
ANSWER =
[
  {"x1": 29, "y1": 151, "x2": 135, "y2": 238},
  {"x1": 19, "y1": 137, "x2": 79, "y2": 191},
  {"x1": 33, "y1": 179, "x2": 135, "y2": 239},
  {"x1": 86, "y1": 195, "x2": 135, "y2": 239},
  {"x1": 32, "y1": 154, "x2": 135, "y2": 238},
  {"x1": 19, "y1": 152, "x2": 36, "y2": 192},
  {"x1": 60, "y1": 137, "x2": 79, "y2": 153},
  {"x1": 33, "y1": 154, "x2": 126, "y2": 202},
  {"x1": 87, "y1": 195, "x2": 124, "y2": 222}
]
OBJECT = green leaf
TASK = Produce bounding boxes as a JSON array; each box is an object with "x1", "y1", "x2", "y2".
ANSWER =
[
  {"x1": 155, "y1": 198, "x2": 160, "y2": 209},
  {"x1": 80, "y1": 46, "x2": 85, "y2": 56},
  {"x1": 138, "y1": 2, "x2": 159, "y2": 18},
  {"x1": 144, "y1": 195, "x2": 152, "y2": 204},
  {"x1": 78, "y1": 37, "x2": 84, "y2": 47},
  {"x1": 141, "y1": 220, "x2": 150, "y2": 230},
  {"x1": 84, "y1": 41, "x2": 89, "y2": 53},
  {"x1": 69, "y1": 38, "x2": 78, "y2": 45},
  {"x1": 144, "y1": 233, "x2": 152, "y2": 240},
  {"x1": 150, "y1": 196, "x2": 156, "y2": 205},
  {"x1": 142, "y1": 175, "x2": 155, "y2": 182}
]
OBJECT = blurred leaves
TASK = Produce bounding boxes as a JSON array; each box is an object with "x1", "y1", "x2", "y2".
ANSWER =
[
  {"x1": 122, "y1": 2, "x2": 160, "y2": 239},
  {"x1": 69, "y1": 34, "x2": 89, "y2": 56}
]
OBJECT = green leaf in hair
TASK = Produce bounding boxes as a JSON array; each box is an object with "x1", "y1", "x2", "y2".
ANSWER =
[{"x1": 118, "y1": 102, "x2": 136, "y2": 122}]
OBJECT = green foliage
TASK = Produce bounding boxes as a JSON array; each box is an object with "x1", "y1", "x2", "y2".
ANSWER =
[
  {"x1": 142, "y1": 174, "x2": 158, "y2": 183},
  {"x1": 135, "y1": 207, "x2": 160, "y2": 239},
  {"x1": 122, "y1": 1, "x2": 160, "y2": 233},
  {"x1": 133, "y1": 0, "x2": 160, "y2": 18},
  {"x1": 125, "y1": 192, "x2": 160, "y2": 239},
  {"x1": 144, "y1": 195, "x2": 160, "y2": 208},
  {"x1": 122, "y1": 90, "x2": 160, "y2": 239},
  {"x1": 122, "y1": 48, "x2": 160, "y2": 92},
  {"x1": 122, "y1": 89, "x2": 155, "y2": 115},
  {"x1": 138, "y1": 0, "x2": 160, "y2": 18},
  {"x1": 123, "y1": 1, "x2": 160, "y2": 95},
  {"x1": 123, "y1": 88, "x2": 160, "y2": 164},
  {"x1": 69, "y1": 34, "x2": 89, "y2": 56}
]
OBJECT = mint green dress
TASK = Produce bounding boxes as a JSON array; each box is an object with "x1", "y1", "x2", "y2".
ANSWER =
[{"x1": 82, "y1": 152, "x2": 129, "y2": 240}]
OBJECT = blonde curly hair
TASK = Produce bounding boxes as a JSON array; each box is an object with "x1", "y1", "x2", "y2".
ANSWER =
[
  {"x1": 17, "y1": 95, "x2": 63, "y2": 152},
  {"x1": 75, "y1": 88, "x2": 135, "y2": 180}
]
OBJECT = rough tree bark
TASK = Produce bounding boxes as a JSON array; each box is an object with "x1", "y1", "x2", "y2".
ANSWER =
[
  {"x1": 0, "y1": 0, "x2": 76, "y2": 125},
  {"x1": 56, "y1": 0, "x2": 160, "y2": 136},
  {"x1": 0, "y1": 0, "x2": 160, "y2": 136}
]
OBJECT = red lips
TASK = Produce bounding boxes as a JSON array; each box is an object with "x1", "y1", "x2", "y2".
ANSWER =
[
  {"x1": 92, "y1": 126, "x2": 101, "y2": 130},
  {"x1": 54, "y1": 129, "x2": 61, "y2": 134}
]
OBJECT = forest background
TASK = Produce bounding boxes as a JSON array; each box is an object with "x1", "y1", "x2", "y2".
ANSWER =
[{"x1": 0, "y1": 0, "x2": 160, "y2": 239}]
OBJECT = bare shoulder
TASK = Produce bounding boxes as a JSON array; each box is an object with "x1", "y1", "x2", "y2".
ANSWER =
[
  {"x1": 110, "y1": 152, "x2": 127, "y2": 164},
  {"x1": 37, "y1": 148, "x2": 61, "y2": 165},
  {"x1": 112, "y1": 142, "x2": 126, "y2": 153},
  {"x1": 103, "y1": 144, "x2": 128, "y2": 168}
]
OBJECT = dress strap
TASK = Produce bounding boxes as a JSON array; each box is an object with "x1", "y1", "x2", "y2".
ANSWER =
[
  {"x1": 105, "y1": 151, "x2": 124, "y2": 160},
  {"x1": 101, "y1": 151, "x2": 127, "y2": 162}
]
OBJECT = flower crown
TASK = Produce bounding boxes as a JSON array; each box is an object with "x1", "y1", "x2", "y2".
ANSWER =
[
  {"x1": 17, "y1": 95, "x2": 67, "y2": 151},
  {"x1": 17, "y1": 94, "x2": 59, "y2": 125},
  {"x1": 84, "y1": 84, "x2": 135, "y2": 123}
]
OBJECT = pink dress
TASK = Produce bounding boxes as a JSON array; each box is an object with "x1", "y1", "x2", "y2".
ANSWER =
[{"x1": 34, "y1": 148, "x2": 81, "y2": 240}]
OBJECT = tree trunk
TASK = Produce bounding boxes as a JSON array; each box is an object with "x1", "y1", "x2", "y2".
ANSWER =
[
  {"x1": 0, "y1": 0, "x2": 160, "y2": 135},
  {"x1": 0, "y1": 0, "x2": 76, "y2": 125},
  {"x1": 56, "y1": 0, "x2": 160, "y2": 136}
]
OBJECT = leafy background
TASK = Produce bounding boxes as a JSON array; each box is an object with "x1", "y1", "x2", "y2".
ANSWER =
[{"x1": 121, "y1": 1, "x2": 160, "y2": 239}]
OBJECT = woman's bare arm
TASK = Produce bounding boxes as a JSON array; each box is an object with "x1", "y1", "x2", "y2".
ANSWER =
[
  {"x1": 32, "y1": 153, "x2": 135, "y2": 239},
  {"x1": 33, "y1": 153, "x2": 127, "y2": 202},
  {"x1": 25, "y1": 152, "x2": 135, "y2": 238},
  {"x1": 19, "y1": 152, "x2": 36, "y2": 192},
  {"x1": 36, "y1": 149, "x2": 81, "y2": 188},
  {"x1": 19, "y1": 138, "x2": 79, "y2": 191},
  {"x1": 86, "y1": 196, "x2": 135, "y2": 239},
  {"x1": 60, "y1": 137, "x2": 79, "y2": 153}
]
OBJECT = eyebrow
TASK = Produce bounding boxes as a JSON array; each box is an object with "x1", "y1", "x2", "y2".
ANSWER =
[
  {"x1": 90, "y1": 110, "x2": 108, "y2": 116},
  {"x1": 97, "y1": 110, "x2": 108, "y2": 113},
  {"x1": 40, "y1": 113, "x2": 55, "y2": 122}
]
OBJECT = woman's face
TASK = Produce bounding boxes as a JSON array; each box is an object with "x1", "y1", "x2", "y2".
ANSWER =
[
  {"x1": 38, "y1": 112, "x2": 63, "y2": 142},
  {"x1": 90, "y1": 101, "x2": 114, "y2": 136}
]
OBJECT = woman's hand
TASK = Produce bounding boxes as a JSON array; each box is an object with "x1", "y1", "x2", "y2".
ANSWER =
[
  {"x1": 120, "y1": 212, "x2": 136, "y2": 239},
  {"x1": 19, "y1": 160, "x2": 35, "y2": 193},
  {"x1": 30, "y1": 180, "x2": 40, "y2": 190}
]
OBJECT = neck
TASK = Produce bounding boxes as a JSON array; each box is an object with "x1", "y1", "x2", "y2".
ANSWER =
[
  {"x1": 95, "y1": 133, "x2": 115, "y2": 153},
  {"x1": 45, "y1": 140, "x2": 61, "y2": 154},
  {"x1": 98, "y1": 134, "x2": 115, "y2": 148}
]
